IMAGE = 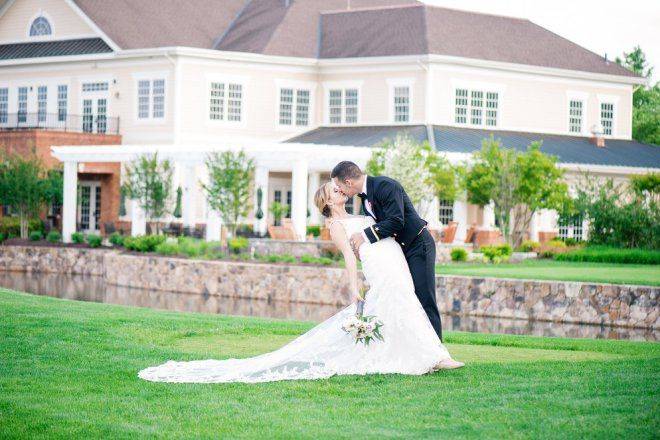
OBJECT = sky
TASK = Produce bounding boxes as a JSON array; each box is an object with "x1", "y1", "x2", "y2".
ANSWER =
[{"x1": 421, "y1": 0, "x2": 660, "y2": 83}]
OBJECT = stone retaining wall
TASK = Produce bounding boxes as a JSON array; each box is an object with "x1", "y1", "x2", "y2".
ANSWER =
[{"x1": 0, "y1": 245, "x2": 657, "y2": 329}]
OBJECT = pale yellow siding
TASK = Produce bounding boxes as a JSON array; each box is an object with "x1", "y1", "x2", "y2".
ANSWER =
[{"x1": 0, "y1": 0, "x2": 95, "y2": 42}]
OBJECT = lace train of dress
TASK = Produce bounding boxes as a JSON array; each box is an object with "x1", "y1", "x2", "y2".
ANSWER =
[{"x1": 138, "y1": 216, "x2": 450, "y2": 383}]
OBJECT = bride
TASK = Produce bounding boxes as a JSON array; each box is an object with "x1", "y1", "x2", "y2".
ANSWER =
[{"x1": 138, "y1": 181, "x2": 462, "y2": 383}]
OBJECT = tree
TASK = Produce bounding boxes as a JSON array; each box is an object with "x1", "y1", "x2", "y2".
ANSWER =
[
  {"x1": 0, "y1": 153, "x2": 49, "y2": 238},
  {"x1": 201, "y1": 150, "x2": 254, "y2": 238},
  {"x1": 465, "y1": 137, "x2": 569, "y2": 247},
  {"x1": 122, "y1": 153, "x2": 173, "y2": 234},
  {"x1": 616, "y1": 46, "x2": 659, "y2": 146}
]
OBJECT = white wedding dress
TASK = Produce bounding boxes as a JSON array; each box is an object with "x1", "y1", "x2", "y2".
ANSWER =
[{"x1": 138, "y1": 216, "x2": 450, "y2": 383}]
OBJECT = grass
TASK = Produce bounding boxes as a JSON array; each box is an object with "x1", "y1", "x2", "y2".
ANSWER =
[
  {"x1": 437, "y1": 259, "x2": 660, "y2": 286},
  {"x1": 1, "y1": 288, "x2": 658, "y2": 439}
]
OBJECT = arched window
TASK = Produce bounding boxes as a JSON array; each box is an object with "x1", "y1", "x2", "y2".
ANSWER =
[{"x1": 29, "y1": 16, "x2": 52, "y2": 36}]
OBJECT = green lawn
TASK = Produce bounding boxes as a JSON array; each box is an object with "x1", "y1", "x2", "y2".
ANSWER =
[
  {"x1": 437, "y1": 259, "x2": 660, "y2": 286},
  {"x1": 1, "y1": 288, "x2": 658, "y2": 439}
]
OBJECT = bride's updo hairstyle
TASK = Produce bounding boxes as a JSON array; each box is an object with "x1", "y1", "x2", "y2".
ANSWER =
[{"x1": 314, "y1": 182, "x2": 333, "y2": 218}]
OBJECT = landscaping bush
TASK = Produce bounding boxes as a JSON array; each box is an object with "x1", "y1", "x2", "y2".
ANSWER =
[
  {"x1": 554, "y1": 246, "x2": 660, "y2": 265},
  {"x1": 562, "y1": 237, "x2": 583, "y2": 247},
  {"x1": 517, "y1": 240, "x2": 540, "y2": 252},
  {"x1": 450, "y1": 247, "x2": 468, "y2": 262},
  {"x1": 480, "y1": 244, "x2": 512, "y2": 264},
  {"x1": 228, "y1": 236, "x2": 249, "y2": 254},
  {"x1": 300, "y1": 254, "x2": 334, "y2": 265},
  {"x1": 29, "y1": 231, "x2": 43, "y2": 241},
  {"x1": 46, "y1": 231, "x2": 61, "y2": 243},
  {"x1": 264, "y1": 254, "x2": 297, "y2": 264},
  {"x1": 0, "y1": 217, "x2": 44, "y2": 237},
  {"x1": 154, "y1": 237, "x2": 223, "y2": 259},
  {"x1": 123, "y1": 234, "x2": 166, "y2": 252},
  {"x1": 306, "y1": 226, "x2": 321, "y2": 237},
  {"x1": 0, "y1": 232, "x2": 4, "y2": 243},
  {"x1": 71, "y1": 232, "x2": 85, "y2": 244},
  {"x1": 538, "y1": 240, "x2": 567, "y2": 259},
  {"x1": 86, "y1": 234, "x2": 102, "y2": 248},
  {"x1": 108, "y1": 232, "x2": 124, "y2": 247}
]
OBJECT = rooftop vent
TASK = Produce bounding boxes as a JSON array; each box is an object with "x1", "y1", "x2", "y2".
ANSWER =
[{"x1": 590, "y1": 124, "x2": 606, "y2": 148}]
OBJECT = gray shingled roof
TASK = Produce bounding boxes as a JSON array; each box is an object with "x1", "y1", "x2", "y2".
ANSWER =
[
  {"x1": 0, "y1": 38, "x2": 112, "y2": 60},
  {"x1": 287, "y1": 125, "x2": 660, "y2": 169}
]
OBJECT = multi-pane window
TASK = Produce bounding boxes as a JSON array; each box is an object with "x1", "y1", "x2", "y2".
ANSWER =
[
  {"x1": 17, "y1": 87, "x2": 28, "y2": 123},
  {"x1": 279, "y1": 88, "x2": 310, "y2": 126},
  {"x1": 37, "y1": 86, "x2": 47, "y2": 123},
  {"x1": 137, "y1": 79, "x2": 165, "y2": 120},
  {"x1": 438, "y1": 199, "x2": 454, "y2": 225},
  {"x1": 286, "y1": 191, "x2": 292, "y2": 218},
  {"x1": 57, "y1": 85, "x2": 68, "y2": 122},
  {"x1": 82, "y1": 82, "x2": 108, "y2": 92},
  {"x1": 97, "y1": 98, "x2": 107, "y2": 134},
  {"x1": 0, "y1": 88, "x2": 8, "y2": 124},
  {"x1": 455, "y1": 88, "x2": 498, "y2": 127},
  {"x1": 454, "y1": 89, "x2": 468, "y2": 124},
  {"x1": 29, "y1": 17, "x2": 52, "y2": 36},
  {"x1": 328, "y1": 88, "x2": 359, "y2": 124},
  {"x1": 569, "y1": 100, "x2": 583, "y2": 134},
  {"x1": 209, "y1": 82, "x2": 242, "y2": 122},
  {"x1": 558, "y1": 214, "x2": 583, "y2": 241},
  {"x1": 600, "y1": 102, "x2": 614, "y2": 135},
  {"x1": 393, "y1": 86, "x2": 410, "y2": 122}
]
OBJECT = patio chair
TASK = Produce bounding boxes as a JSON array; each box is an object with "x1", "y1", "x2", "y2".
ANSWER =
[
  {"x1": 103, "y1": 222, "x2": 116, "y2": 235},
  {"x1": 441, "y1": 221, "x2": 458, "y2": 244}
]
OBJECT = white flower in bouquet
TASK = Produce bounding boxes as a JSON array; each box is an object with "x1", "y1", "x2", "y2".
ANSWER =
[{"x1": 341, "y1": 288, "x2": 384, "y2": 346}]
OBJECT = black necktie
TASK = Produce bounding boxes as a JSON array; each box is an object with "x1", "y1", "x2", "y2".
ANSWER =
[{"x1": 358, "y1": 192, "x2": 367, "y2": 201}]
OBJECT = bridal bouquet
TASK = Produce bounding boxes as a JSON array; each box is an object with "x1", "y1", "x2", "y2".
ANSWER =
[{"x1": 341, "y1": 288, "x2": 384, "y2": 346}]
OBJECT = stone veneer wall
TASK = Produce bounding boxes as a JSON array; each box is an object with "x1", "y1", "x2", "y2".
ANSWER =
[{"x1": 0, "y1": 245, "x2": 657, "y2": 329}]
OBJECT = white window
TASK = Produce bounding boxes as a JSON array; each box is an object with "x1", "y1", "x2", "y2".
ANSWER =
[
  {"x1": 454, "y1": 88, "x2": 498, "y2": 127},
  {"x1": 17, "y1": 87, "x2": 27, "y2": 123},
  {"x1": 57, "y1": 85, "x2": 67, "y2": 122},
  {"x1": 393, "y1": 86, "x2": 410, "y2": 122},
  {"x1": 328, "y1": 88, "x2": 359, "y2": 124},
  {"x1": 82, "y1": 82, "x2": 108, "y2": 92},
  {"x1": 600, "y1": 102, "x2": 614, "y2": 135},
  {"x1": 209, "y1": 81, "x2": 242, "y2": 123},
  {"x1": 558, "y1": 214, "x2": 583, "y2": 241},
  {"x1": 37, "y1": 86, "x2": 47, "y2": 123},
  {"x1": 569, "y1": 100, "x2": 583, "y2": 134},
  {"x1": 29, "y1": 16, "x2": 52, "y2": 36},
  {"x1": 279, "y1": 88, "x2": 310, "y2": 126},
  {"x1": 136, "y1": 79, "x2": 165, "y2": 120},
  {"x1": 438, "y1": 199, "x2": 454, "y2": 225},
  {"x1": 0, "y1": 88, "x2": 7, "y2": 124}
]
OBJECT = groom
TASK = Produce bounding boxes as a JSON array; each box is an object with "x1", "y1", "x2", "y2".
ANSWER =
[{"x1": 331, "y1": 161, "x2": 445, "y2": 341}]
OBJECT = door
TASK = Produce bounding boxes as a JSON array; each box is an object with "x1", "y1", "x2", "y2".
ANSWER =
[
  {"x1": 78, "y1": 182, "x2": 101, "y2": 233},
  {"x1": 81, "y1": 82, "x2": 109, "y2": 134}
]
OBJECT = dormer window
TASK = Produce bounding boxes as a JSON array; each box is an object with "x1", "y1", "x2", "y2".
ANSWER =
[{"x1": 29, "y1": 16, "x2": 52, "y2": 36}]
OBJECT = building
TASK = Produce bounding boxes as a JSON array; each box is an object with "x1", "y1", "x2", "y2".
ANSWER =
[{"x1": 1, "y1": 0, "x2": 658, "y2": 242}]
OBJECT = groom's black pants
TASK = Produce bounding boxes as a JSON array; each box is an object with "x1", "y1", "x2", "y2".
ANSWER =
[{"x1": 403, "y1": 228, "x2": 443, "y2": 342}]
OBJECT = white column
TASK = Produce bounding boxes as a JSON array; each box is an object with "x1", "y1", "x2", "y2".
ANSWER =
[
  {"x1": 453, "y1": 196, "x2": 468, "y2": 242},
  {"x1": 482, "y1": 201, "x2": 496, "y2": 229},
  {"x1": 62, "y1": 161, "x2": 78, "y2": 243},
  {"x1": 291, "y1": 159, "x2": 308, "y2": 241},
  {"x1": 130, "y1": 199, "x2": 146, "y2": 236},
  {"x1": 253, "y1": 166, "x2": 269, "y2": 236},
  {"x1": 181, "y1": 163, "x2": 196, "y2": 228},
  {"x1": 424, "y1": 197, "x2": 441, "y2": 229},
  {"x1": 205, "y1": 205, "x2": 222, "y2": 242},
  {"x1": 307, "y1": 171, "x2": 321, "y2": 225},
  {"x1": 529, "y1": 210, "x2": 539, "y2": 242}
]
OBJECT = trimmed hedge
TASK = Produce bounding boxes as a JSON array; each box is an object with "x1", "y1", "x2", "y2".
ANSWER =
[
  {"x1": 71, "y1": 232, "x2": 85, "y2": 244},
  {"x1": 554, "y1": 246, "x2": 660, "y2": 265},
  {"x1": 46, "y1": 231, "x2": 61, "y2": 243},
  {"x1": 29, "y1": 231, "x2": 43, "y2": 241},
  {"x1": 450, "y1": 247, "x2": 468, "y2": 262},
  {"x1": 86, "y1": 234, "x2": 102, "y2": 248}
]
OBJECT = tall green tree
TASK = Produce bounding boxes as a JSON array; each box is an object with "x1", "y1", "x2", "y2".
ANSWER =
[
  {"x1": 202, "y1": 150, "x2": 255, "y2": 238},
  {"x1": 616, "y1": 46, "x2": 659, "y2": 145},
  {"x1": 465, "y1": 137, "x2": 569, "y2": 247},
  {"x1": 0, "y1": 153, "x2": 50, "y2": 238},
  {"x1": 122, "y1": 153, "x2": 173, "y2": 234}
]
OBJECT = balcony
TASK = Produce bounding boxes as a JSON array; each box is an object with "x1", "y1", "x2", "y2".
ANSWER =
[{"x1": 0, "y1": 112, "x2": 120, "y2": 135}]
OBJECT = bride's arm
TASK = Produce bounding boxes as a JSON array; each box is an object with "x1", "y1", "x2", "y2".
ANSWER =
[{"x1": 329, "y1": 222, "x2": 361, "y2": 302}]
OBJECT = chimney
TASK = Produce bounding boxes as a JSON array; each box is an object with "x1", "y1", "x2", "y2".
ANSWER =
[{"x1": 590, "y1": 124, "x2": 606, "y2": 148}]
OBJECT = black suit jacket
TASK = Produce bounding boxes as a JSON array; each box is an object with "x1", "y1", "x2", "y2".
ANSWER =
[{"x1": 361, "y1": 175, "x2": 427, "y2": 250}]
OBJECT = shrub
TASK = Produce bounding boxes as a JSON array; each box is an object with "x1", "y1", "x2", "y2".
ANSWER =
[
  {"x1": 0, "y1": 232, "x2": 5, "y2": 243},
  {"x1": 517, "y1": 240, "x2": 540, "y2": 252},
  {"x1": 228, "y1": 236, "x2": 249, "y2": 254},
  {"x1": 554, "y1": 246, "x2": 660, "y2": 265},
  {"x1": 71, "y1": 232, "x2": 85, "y2": 244},
  {"x1": 306, "y1": 226, "x2": 321, "y2": 237},
  {"x1": 108, "y1": 232, "x2": 124, "y2": 246},
  {"x1": 0, "y1": 217, "x2": 44, "y2": 237},
  {"x1": 123, "y1": 235, "x2": 166, "y2": 252},
  {"x1": 480, "y1": 244, "x2": 512, "y2": 264},
  {"x1": 538, "y1": 240, "x2": 567, "y2": 258},
  {"x1": 300, "y1": 254, "x2": 335, "y2": 265},
  {"x1": 46, "y1": 231, "x2": 61, "y2": 243},
  {"x1": 562, "y1": 237, "x2": 582, "y2": 247},
  {"x1": 264, "y1": 254, "x2": 297, "y2": 264},
  {"x1": 86, "y1": 234, "x2": 102, "y2": 248},
  {"x1": 450, "y1": 247, "x2": 468, "y2": 262},
  {"x1": 29, "y1": 230, "x2": 43, "y2": 241}
]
